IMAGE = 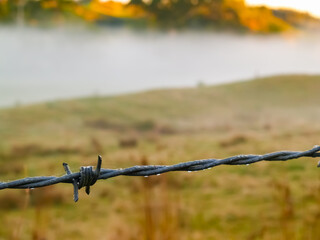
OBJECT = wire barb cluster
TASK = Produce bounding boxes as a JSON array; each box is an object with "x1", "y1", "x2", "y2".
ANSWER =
[{"x1": 1, "y1": 145, "x2": 320, "y2": 202}]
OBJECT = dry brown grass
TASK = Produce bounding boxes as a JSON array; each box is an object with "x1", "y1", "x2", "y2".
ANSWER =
[{"x1": 1, "y1": 75, "x2": 320, "y2": 239}]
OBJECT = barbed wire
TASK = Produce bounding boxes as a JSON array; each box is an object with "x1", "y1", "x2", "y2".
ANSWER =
[{"x1": 1, "y1": 145, "x2": 320, "y2": 202}]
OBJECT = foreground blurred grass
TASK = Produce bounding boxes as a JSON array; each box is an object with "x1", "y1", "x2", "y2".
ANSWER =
[{"x1": 1, "y1": 75, "x2": 320, "y2": 240}]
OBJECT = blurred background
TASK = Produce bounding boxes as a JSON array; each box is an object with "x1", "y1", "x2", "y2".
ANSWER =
[{"x1": 1, "y1": 0, "x2": 320, "y2": 239}]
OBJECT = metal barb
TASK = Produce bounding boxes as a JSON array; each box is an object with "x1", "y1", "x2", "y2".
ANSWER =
[
  {"x1": 63, "y1": 163, "x2": 79, "y2": 202},
  {"x1": 1, "y1": 146, "x2": 320, "y2": 202}
]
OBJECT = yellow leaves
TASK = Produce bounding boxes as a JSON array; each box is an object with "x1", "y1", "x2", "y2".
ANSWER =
[
  {"x1": 237, "y1": 7, "x2": 292, "y2": 33},
  {"x1": 89, "y1": 0, "x2": 146, "y2": 19},
  {"x1": 74, "y1": 5, "x2": 100, "y2": 21},
  {"x1": 41, "y1": 0, "x2": 58, "y2": 9},
  {"x1": 26, "y1": 0, "x2": 296, "y2": 32}
]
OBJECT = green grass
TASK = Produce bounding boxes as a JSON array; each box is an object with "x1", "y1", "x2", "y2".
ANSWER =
[{"x1": 1, "y1": 74, "x2": 320, "y2": 239}]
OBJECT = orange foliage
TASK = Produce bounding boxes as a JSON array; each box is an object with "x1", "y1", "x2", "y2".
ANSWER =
[
  {"x1": 41, "y1": 0, "x2": 58, "y2": 9},
  {"x1": 223, "y1": 1, "x2": 292, "y2": 33},
  {"x1": 89, "y1": 0, "x2": 145, "y2": 19},
  {"x1": 73, "y1": 5, "x2": 100, "y2": 21},
  {"x1": 238, "y1": 7, "x2": 292, "y2": 32}
]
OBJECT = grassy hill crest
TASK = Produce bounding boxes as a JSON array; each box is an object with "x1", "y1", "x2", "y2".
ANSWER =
[{"x1": 1, "y1": 74, "x2": 320, "y2": 137}]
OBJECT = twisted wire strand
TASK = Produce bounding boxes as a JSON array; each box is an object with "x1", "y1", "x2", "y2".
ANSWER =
[{"x1": 1, "y1": 145, "x2": 320, "y2": 202}]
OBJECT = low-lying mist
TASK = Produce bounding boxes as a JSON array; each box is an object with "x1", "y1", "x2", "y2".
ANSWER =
[{"x1": 1, "y1": 26, "x2": 320, "y2": 107}]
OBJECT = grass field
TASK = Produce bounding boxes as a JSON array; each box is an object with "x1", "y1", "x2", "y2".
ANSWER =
[{"x1": 1, "y1": 74, "x2": 320, "y2": 240}]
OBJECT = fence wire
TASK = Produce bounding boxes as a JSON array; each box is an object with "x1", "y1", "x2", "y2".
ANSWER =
[{"x1": 1, "y1": 145, "x2": 320, "y2": 202}]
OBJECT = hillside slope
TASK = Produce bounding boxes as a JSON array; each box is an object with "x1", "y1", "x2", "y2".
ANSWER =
[
  {"x1": 1, "y1": 0, "x2": 320, "y2": 32},
  {"x1": 1, "y1": 75, "x2": 320, "y2": 138}
]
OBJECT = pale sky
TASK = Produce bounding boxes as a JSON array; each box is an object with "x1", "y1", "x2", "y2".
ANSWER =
[{"x1": 246, "y1": 0, "x2": 320, "y2": 17}]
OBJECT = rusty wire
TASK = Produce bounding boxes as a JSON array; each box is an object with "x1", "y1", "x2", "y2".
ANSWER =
[{"x1": 1, "y1": 145, "x2": 320, "y2": 202}]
